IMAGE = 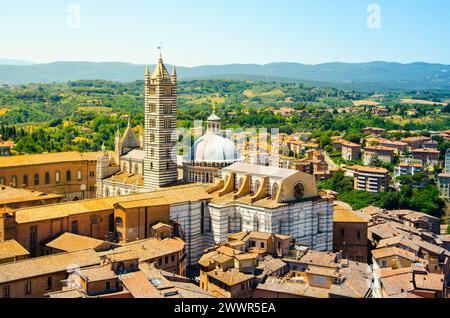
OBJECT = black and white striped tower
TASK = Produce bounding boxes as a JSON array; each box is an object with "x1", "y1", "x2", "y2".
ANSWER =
[{"x1": 143, "y1": 55, "x2": 178, "y2": 190}]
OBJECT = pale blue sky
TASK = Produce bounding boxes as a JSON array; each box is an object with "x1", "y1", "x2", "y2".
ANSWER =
[{"x1": 0, "y1": 0, "x2": 449, "y2": 66}]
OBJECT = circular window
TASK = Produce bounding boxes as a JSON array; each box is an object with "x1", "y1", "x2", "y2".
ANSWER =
[{"x1": 293, "y1": 183, "x2": 305, "y2": 200}]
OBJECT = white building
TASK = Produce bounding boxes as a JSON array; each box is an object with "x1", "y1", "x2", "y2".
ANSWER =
[{"x1": 205, "y1": 163, "x2": 334, "y2": 251}]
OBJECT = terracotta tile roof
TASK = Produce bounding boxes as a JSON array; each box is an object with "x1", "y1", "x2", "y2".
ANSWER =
[
  {"x1": 412, "y1": 149, "x2": 440, "y2": 154},
  {"x1": 0, "y1": 240, "x2": 30, "y2": 261},
  {"x1": 0, "y1": 185, "x2": 62, "y2": 206},
  {"x1": 46, "y1": 233, "x2": 111, "y2": 253},
  {"x1": 121, "y1": 271, "x2": 163, "y2": 298},
  {"x1": 348, "y1": 165, "x2": 389, "y2": 174},
  {"x1": 334, "y1": 206, "x2": 367, "y2": 223},
  {"x1": 108, "y1": 237, "x2": 185, "y2": 263},
  {"x1": 14, "y1": 184, "x2": 211, "y2": 224},
  {"x1": 414, "y1": 273, "x2": 444, "y2": 291},
  {"x1": 381, "y1": 272, "x2": 414, "y2": 296},
  {"x1": 79, "y1": 265, "x2": 117, "y2": 282},
  {"x1": 371, "y1": 247, "x2": 420, "y2": 263},
  {"x1": 105, "y1": 172, "x2": 144, "y2": 186},
  {"x1": 0, "y1": 249, "x2": 100, "y2": 284},
  {"x1": 0, "y1": 151, "x2": 99, "y2": 168},
  {"x1": 206, "y1": 268, "x2": 254, "y2": 286}
]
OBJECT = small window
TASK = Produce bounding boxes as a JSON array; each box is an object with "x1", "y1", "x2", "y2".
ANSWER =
[
  {"x1": 46, "y1": 277, "x2": 52, "y2": 290},
  {"x1": 149, "y1": 103, "x2": 156, "y2": 112},
  {"x1": 149, "y1": 119, "x2": 156, "y2": 128},
  {"x1": 115, "y1": 217, "x2": 123, "y2": 227},
  {"x1": 164, "y1": 118, "x2": 171, "y2": 129},
  {"x1": 23, "y1": 175, "x2": 29, "y2": 186},
  {"x1": 55, "y1": 171, "x2": 61, "y2": 183},
  {"x1": 3, "y1": 285, "x2": 10, "y2": 298},
  {"x1": 171, "y1": 255, "x2": 175, "y2": 262},
  {"x1": 77, "y1": 170, "x2": 82, "y2": 181},
  {"x1": 357, "y1": 231, "x2": 361, "y2": 240},
  {"x1": 71, "y1": 221, "x2": 79, "y2": 234},
  {"x1": 106, "y1": 282, "x2": 111, "y2": 291},
  {"x1": 260, "y1": 242, "x2": 265, "y2": 249},
  {"x1": 89, "y1": 171, "x2": 95, "y2": 178},
  {"x1": 66, "y1": 170, "x2": 72, "y2": 182},
  {"x1": 165, "y1": 256, "x2": 169, "y2": 264},
  {"x1": 341, "y1": 229, "x2": 345, "y2": 238},
  {"x1": 45, "y1": 172, "x2": 50, "y2": 185},
  {"x1": 0, "y1": 177, "x2": 5, "y2": 185},
  {"x1": 11, "y1": 176, "x2": 17, "y2": 188},
  {"x1": 34, "y1": 173, "x2": 40, "y2": 186},
  {"x1": 25, "y1": 280, "x2": 32, "y2": 295},
  {"x1": 149, "y1": 134, "x2": 155, "y2": 143},
  {"x1": 158, "y1": 258, "x2": 162, "y2": 266}
]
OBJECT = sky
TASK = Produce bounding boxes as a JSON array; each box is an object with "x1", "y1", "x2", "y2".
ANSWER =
[{"x1": 0, "y1": 0, "x2": 449, "y2": 66}]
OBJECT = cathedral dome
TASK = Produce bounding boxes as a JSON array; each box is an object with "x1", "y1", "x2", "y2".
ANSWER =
[{"x1": 187, "y1": 132, "x2": 243, "y2": 164}]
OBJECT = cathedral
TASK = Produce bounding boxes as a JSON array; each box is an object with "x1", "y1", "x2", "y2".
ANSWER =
[
  {"x1": 96, "y1": 55, "x2": 179, "y2": 197},
  {"x1": 94, "y1": 55, "x2": 334, "y2": 264}
]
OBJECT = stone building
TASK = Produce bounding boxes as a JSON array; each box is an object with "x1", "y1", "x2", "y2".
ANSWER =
[
  {"x1": 333, "y1": 205, "x2": 368, "y2": 263},
  {"x1": 205, "y1": 163, "x2": 334, "y2": 252},
  {"x1": 0, "y1": 152, "x2": 98, "y2": 201}
]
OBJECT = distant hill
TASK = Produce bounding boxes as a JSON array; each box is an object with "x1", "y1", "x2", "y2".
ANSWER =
[
  {"x1": 0, "y1": 61, "x2": 449, "y2": 91},
  {"x1": 0, "y1": 59, "x2": 34, "y2": 66}
]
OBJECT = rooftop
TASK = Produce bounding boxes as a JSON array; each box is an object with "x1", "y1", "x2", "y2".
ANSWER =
[
  {"x1": 0, "y1": 249, "x2": 100, "y2": 284},
  {"x1": 206, "y1": 268, "x2": 254, "y2": 286},
  {"x1": 0, "y1": 151, "x2": 99, "y2": 168},
  {"x1": 222, "y1": 162, "x2": 297, "y2": 179},
  {"x1": 14, "y1": 184, "x2": 211, "y2": 224},
  {"x1": 333, "y1": 206, "x2": 367, "y2": 223},
  {"x1": 108, "y1": 237, "x2": 185, "y2": 263},
  {"x1": 46, "y1": 233, "x2": 111, "y2": 253},
  {"x1": 0, "y1": 240, "x2": 30, "y2": 261}
]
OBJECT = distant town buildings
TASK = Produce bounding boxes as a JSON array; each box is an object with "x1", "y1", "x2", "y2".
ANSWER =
[{"x1": 346, "y1": 165, "x2": 389, "y2": 193}]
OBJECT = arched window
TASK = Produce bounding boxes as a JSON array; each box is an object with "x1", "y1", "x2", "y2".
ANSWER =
[
  {"x1": 66, "y1": 170, "x2": 72, "y2": 182},
  {"x1": 71, "y1": 221, "x2": 79, "y2": 234},
  {"x1": 23, "y1": 175, "x2": 29, "y2": 187},
  {"x1": 0, "y1": 177, "x2": 5, "y2": 185},
  {"x1": 272, "y1": 183, "x2": 279, "y2": 200},
  {"x1": 34, "y1": 173, "x2": 40, "y2": 186},
  {"x1": 253, "y1": 215, "x2": 260, "y2": 232},
  {"x1": 293, "y1": 183, "x2": 305, "y2": 201},
  {"x1": 77, "y1": 170, "x2": 82, "y2": 181},
  {"x1": 55, "y1": 171, "x2": 61, "y2": 183},
  {"x1": 45, "y1": 172, "x2": 50, "y2": 185},
  {"x1": 116, "y1": 217, "x2": 124, "y2": 228}
]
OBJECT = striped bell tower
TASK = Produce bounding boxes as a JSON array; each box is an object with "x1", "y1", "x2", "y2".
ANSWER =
[{"x1": 143, "y1": 55, "x2": 178, "y2": 190}]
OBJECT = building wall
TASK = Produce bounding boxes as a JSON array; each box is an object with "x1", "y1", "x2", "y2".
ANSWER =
[
  {"x1": 0, "y1": 272, "x2": 67, "y2": 298},
  {"x1": 209, "y1": 199, "x2": 333, "y2": 252},
  {"x1": 15, "y1": 209, "x2": 113, "y2": 257},
  {"x1": 0, "y1": 160, "x2": 97, "y2": 200},
  {"x1": 333, "y1": 222, "x2": 368, "y2": 263}
]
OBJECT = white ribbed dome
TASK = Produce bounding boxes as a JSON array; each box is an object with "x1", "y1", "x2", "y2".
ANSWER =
[{"x1": 187, "y1": 132, "x2": 243, "y2": 163}]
